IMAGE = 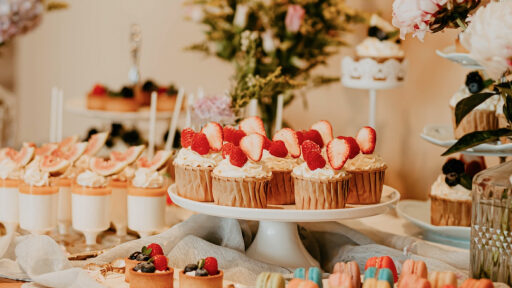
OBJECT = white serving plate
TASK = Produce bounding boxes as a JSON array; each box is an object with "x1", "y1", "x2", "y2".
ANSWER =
[
  {"x1": 396, "y1": 199, "x2": 470, "y2": 249},
  {"x1": 421, "y1": 124, "x2": 512, "y2": 156},
  {"x1": 436, "y1": 46, "x2": 483, "y2": 69}
]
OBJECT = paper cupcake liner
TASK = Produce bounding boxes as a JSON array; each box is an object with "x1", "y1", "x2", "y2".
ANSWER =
[
  {"x1": 451, "y1": 107, "x2": 498, "y2": 139},
  {"x1": 346, "y1": 167, "x2": 386, "y2": 204},
  {"x1": 174, "y1": 164, "x2": 213, "y2": 202},
  {"x1": 292, "y1": 174, "x2": 350, "y2": 210},
  {"x1": 498, "y1": 113, "x2": 511, "y2": 143},
  {"x1": 267, "y1": 170, "x2": 294, "y2": 205},
  {"x1": 212, "y1": 174, "x2": 270, "y2": 208},
  {"x1": 430, "y1": 194, "x2": 471, "y2": 226}
]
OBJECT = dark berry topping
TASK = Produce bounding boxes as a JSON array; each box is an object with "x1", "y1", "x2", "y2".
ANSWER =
[
  {"x1": 142, "y1": 80, "x2": 158, "y2": 92},
  {"x1": 120, "y1": 86, "x2": 134, "y2": 98},
  {"x1": 167, "y1": 84, "x2": 178, "y2": 95},
  {"x1": 111, "y1": 123, "x2": 123, "y2": 137},
  {"x1": 465, "y1": 71, "x2": 485, "y2": 94},
  {"x1": 135, "y1": 253, "x2": 150, "y2": 261},
  {"x1": 442, "y1": 158, "x2": 465, "y2": 175},
  {"x1": 184, "y1": 264, "x2": 198, "y2": 273},
  {"x1": 140, "y1": 262, "x2": 156, "y2": 273},
  {"x1": 368, "y1": 26, "x2": 388, "y2": 41},
  {"x1": 445, "y1": 172, "x2": 460, "y2": 187},
  {"x1": 129, "y1": 251, "x2": 141, "y2": 260},
  {"x1": 195, "y1": 268, "x2": 209, "y2": 277}
]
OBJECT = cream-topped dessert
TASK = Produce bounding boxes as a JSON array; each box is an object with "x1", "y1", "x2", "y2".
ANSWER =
[
  {"x1": 449, "y1": 85, "x2": 498, "y2": 111},
  {"x1": 0, "y1": 158, "x2": 23, "y2": 180},
  {"x1": 77, "y1": 170, "x2": 107, "y2": 187},
  {"x1": 431, "y1": 175, "x2": 471, "y2": 201},
  {"x1": 262, "y1": 150, "x2": 300, "y2": 171},
  {"x1": 213, "y1": 158, "x2": 271, "y2": 179},
  {"x1": 356, "y1": 14, "x2": 403, "y2": 60},
  {"x1": 292, "y1": 162, "x2": 347, "y2": 181},
  {"x1": 24, "y1": 165, "x2": 50, "y2": 187},
  {"x1": 174, "y1": 148, "x2": 221, "y2": 168},
  {"x1": 132, "y1": 168, "x2": 164, "y2": 188},
  {"x1": 111, "y1": 166, "x2": 135, "y2": 182},
  {"x1": 345, "y1": 153, "x2": 386, "y2": 171}
]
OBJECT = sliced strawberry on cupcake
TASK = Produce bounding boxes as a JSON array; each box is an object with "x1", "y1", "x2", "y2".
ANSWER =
[
  {"x1": 273, "y1": 128, "x2": 300, "y2": 158},
  {"x1": 239, "y1": 116, "x2": 266, "y2": 136},
  {"x1": 310, "y1": 120, "x2": 333, "y2": 146},
  {"x1": 240, "y1": 134, "x2": 265, "y2": 162},
  {"x1": 223, "y1": 125, "x2": 246, "y2": 146},
  {"x1": 201, "y1": 122, "x2": 223, "y2": 152}
]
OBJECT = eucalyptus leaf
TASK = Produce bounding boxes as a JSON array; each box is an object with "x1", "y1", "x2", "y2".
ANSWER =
[
  {"x1": 455, "y1": 92, "x2": 497, "y2": 126},
  {"x1": 442, "y1": 128, "x2": 512, "y2": 156},
  {"x1": 459, "y1": 174, "x2": 472, "y2": 190},
  {"x1": 504, "y1": 95, "x2": 512, "y2": 124}
]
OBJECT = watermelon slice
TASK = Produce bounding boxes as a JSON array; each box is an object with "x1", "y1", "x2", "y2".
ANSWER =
[
  {"x1": 35, "y1": 143, "x2": 59, "y2": 156},
  {"x1": 110, "y1": 145, "x2": 145, "y2": 165},
  {"x1": 136, "y1": 150, "x2": 172, "y2": 171},
  {"x1": 40, "y1": 155, "x2": 70, "y2": 176},
  {"x1": 53, "y1": 142, "x2": 88, "y2": 164},
  {"x1": 90, "y1": 157, "x2": 128, "y2": 176},
  {"x1": 9, "y1": 146, "x2": 35, "y2": 167},
  {"x1": 85, "y1": 132, "x2": 109, "y2": 156}
]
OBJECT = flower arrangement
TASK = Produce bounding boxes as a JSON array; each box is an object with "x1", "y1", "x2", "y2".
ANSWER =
[
  {"x1": 0, "y1": 0, "x2": 67, "y2": 45},
  {"x1": 184, "y1": 0, "x2": 362, "y2": 128}
]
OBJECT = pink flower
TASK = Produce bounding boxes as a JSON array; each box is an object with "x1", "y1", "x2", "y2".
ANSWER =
[
  {"x1": 285, "y1": 5, "x2": 305, "y2": 33},
  {"x1": 392, "y1": 0, "x2": 441, "y2": 41}
]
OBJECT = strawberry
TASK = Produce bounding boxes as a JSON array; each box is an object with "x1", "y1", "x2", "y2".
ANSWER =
[
  {"x1": 92, "y1": 84, "x2": 106, "y2": 95},
  {"x1": 191, "y1": 132, "x2": 210, "y2": 155},
  {"x1": 306, "y1": 151, "x2": 326, "y2": 171},
  {"x1": 152, "y1": 255, "x2": 168, "y2": 271},
  {"x1": 201, "y1": 122, "x2": 223, "y2": 152},
  {"x1": 229, "y1": 146, "x2": 248, "y2": 167},
  {"x1": 355, "y1": 126, "x2": 376, "y2": 154},
  {"x1": 310, "y1": 120, "x2": 333, "y2": 145},
  {"x1": 301, "y1": 140, "x2": 321, "y2": 161},
  {"x1": 223, "y1": 126, "x2": 246, "y2": 146},
  {"x1": 465, "y1": 161, "x2": 484, "y2": 178},
  {"x1": 147, "y1": 243, "x2": 164, "y2": 257},
  {"x1": 263, "y1": 136, "x2": 272, "y2": 151},
  {"x1": 166, "y1": 194, "x2": 173, "y2": 205},
  {"x1": 157, "y1": 87, "x2": 167, "y2": 94},
  {"x1": 337, "y1": 136, "x2": 360, "y2": 159},
  {"x1": 304, "y1": 130, "x2": 324, "y2": 148},
  {"x1": 460, "y1": 154, "x2": 486, "y2": 170},
  {"x1": 269, "y1": 140, "x2": 288, "y2": 158},
  {"x1": 326, "y1": 138, "x2": 350, "y2": 170},
  {"x1": 296, "y1": 130, "x2": 305, "y2": 145},
  {"x1": 240, "y1": 134, "x2": 265, "y2": 161},
  {"x1": 203, "y1": 257, "x2": 219, "y2": 276},
  {"x1": 222, "y1": 143, "x2": 236, "y2": 159},
  {"x1": 239, "y1": 116, "x2": 266, "y2": 136},
  {"x1": 273, "y1": 128, "x2": 300, "y2": 158},
  {"x1": 181, "y1": 128, "x2": 196, "y2": 148}
]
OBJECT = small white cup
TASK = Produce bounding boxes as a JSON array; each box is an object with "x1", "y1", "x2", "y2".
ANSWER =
[
  {"x1": 127, "y1": 185, "x2": 166, "y2": 238},
  {"x1": 72, "y1": 185, "x2": 112, "y2": 245},
  {"x1": 18, "y1": 184, "x2": 59, "y2": 235},
  {"x1": 110, "y1": 180, "x2": 128, "y2": 237},
  {"x1": 0, "y1": 179, "x2": 20, "y2": 234},
  {"x1": 53, "y1": 178, "x2": 73, "y2": 235}
]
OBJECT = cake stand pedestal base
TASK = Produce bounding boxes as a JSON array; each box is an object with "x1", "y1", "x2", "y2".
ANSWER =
[{"x1": 246, "y1": 221, "x2": 319, "y2": 268}]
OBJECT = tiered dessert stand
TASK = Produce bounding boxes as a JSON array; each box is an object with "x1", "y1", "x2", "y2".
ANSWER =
[{"x1": 168, "y1": 184, "x2": 400, "y2": 268}]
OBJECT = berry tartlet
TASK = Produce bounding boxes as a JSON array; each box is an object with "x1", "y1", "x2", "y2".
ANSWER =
[
  {"x1": 87, "y1": 84, "x2": 108, "y2": 110},
  {"x1": 135, "y1": 80, "x2": 158, "y2": 106},
  {"x1": 129, "y1": 253, "x2": 173, "y2": 288},
  {"x1": 179, "y1": 257, "x2": 223, "y2": 288},
  {"x1": 173, "y1": 123, "x2": 223, "y2": 202},
  {"x1": 125, "y1": 243, "x2": 164, "y2": 283},
  {"x1": 344, "y1": 126, "x2": 387, "y2": 204},
  {"x1": 157, "y1": 85, "x2": 178, "y2": 112},
  {"x1": 105, "y1": 86, "x2": 139, "y2": 112}
]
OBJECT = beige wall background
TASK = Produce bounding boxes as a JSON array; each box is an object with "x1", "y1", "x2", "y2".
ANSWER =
[{"x1": 10, "y1": 0, "x2": 476, "y2": 199}]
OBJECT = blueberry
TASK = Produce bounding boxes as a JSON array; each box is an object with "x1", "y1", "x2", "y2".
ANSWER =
[
  {"x1": 445, "y1": 172, "x2": 460, "y2": 187},
  {"x1": 136, "y1": 253, "x2": 150, "y2": 261},
  {"x1": 195, "y1": 268, "x2": 209, "y2": 277},
  {"x1": 465, "y1": 71, "x2": 485, "y2": 93},
  {"x1": 184, "y1": 264, "x2": 198, "y2": 273},
  {"x1": 442, "y1": 159, "x2": 465, "y2": 175},
  {"x1": 141, "y1": 262, "x2": 156, "y2": 273},
  {"x1": 129, "y1": 251, "x2": 141, "y2": 260},
  {"x1": 368, "y1": 26, "x2": 388, "y2": 41},
  {"x1": 133, "y1": 263, "x2": 144, "y2": 272}
]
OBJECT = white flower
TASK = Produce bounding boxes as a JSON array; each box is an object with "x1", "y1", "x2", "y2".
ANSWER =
[
  {"x1": 233, "y1": 4, "x2": 249, "y2": 28},
  {"x1": 391, "y1": 0, "x2": 440, "y2": 41},
  {"x1": 261, "y1": 30, "x2": 278, "y2": 53},
  {"x1": 186, "y1": 6, "x2": 204, "y2": 23},
  {"x1": 461, "y1": 1, "x2": 512, "y2": 79}
]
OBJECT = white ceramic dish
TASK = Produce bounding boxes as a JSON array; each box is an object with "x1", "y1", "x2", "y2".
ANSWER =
[
  {"x1": 435, "y1": 46, "x2": 483, "y2": 69},
  {"x1": 396, "y1": 199, "x2": 470, "y2": 249}
]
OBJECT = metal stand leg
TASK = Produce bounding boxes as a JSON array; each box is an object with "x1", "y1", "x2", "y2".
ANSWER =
[{"x1": 369, "y1": 89, "x2": 376, "y2": 128}]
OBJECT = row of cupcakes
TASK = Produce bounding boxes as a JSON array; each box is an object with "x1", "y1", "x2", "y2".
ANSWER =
[{"x1": 173, "y1": 116, "x2": 387, "y2": 210}]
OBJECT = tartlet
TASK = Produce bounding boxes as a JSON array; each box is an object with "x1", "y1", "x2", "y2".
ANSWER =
[
  {"x1": 87, "y1": 84, "x2": 108, "y2": 110},
  {"x1": 179, "y1": 257, "x2": 222, "y2": 288},
  {"x1": 105, "y1": 86, "x2": 139, "y2": 112}
]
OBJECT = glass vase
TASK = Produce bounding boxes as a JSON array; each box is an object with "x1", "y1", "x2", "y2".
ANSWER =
[{"x1": 471, "y1": 160, "x2": 512, "y2": 285}]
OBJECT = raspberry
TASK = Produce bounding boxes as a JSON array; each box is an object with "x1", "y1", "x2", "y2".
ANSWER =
[
  {"x1": 191, "y1": 132, "x2": 210, "y2": 155},
  {"x1": 222, "y1": 143, "x2": 236, "y2": 159},
  {"x1": 181, "y1": 128, "x2": 196, "y2": 148},
  {"x1": 147, "y1": 243, "x2": 164, "y2": 257},
  {"x1": 263, "y1": 136, "x2": 272, "y2": 151},
  {"x1": 306, "y1": 151, "x2": 326, "y2": 171},
  {"x1": 442, "y1": 158, "x2": 465, "y2": 175},
  {"x1": 304, "y1": 130, "x2": 324, "y2": 147},
  {"x1": 203, "y1": 257, "x2": 219, "y2": 276},
  {"x1": 223, "y1": 126, "x2": 246, "y2": 146},
  {"x1": 269, "y1": 140, "x2": 288, "y2": 158},
  {"x1": 152, "y1": 255, "x2": 168, "y2": 271},
  {"x1": 301, "y1": 140, "x2": 321, "y2": 162},
  {"x1": 229, "y1": 146, "x2": 248, "y2": 167}
]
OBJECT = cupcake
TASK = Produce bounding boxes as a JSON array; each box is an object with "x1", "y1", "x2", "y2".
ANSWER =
[
  {"x1": 292, "y1": 134, "x2": 353, "y2": 210},
  {"x1": 213, "y1": 133, "x2": 272, "y2": 208},
  {"x1": 356, "y1": 15, "x2": 404, "y2": 63},
  {"x1": 129, "y1": 254, "x2": 173, "y2": 288},
  {"x1": 157, "y1": 85, "x2": 178, "y2": 112},
  {"x1": 173, "y1": 123, "x2": 223, "y2": 202},
  {"x1": 135, "y1": 80, "x2": 158, "y2": 106},
  {"x1": 180, "y1": 257, "x2": 223, "y2": 288},
  {"x1": 125, "y1": 243, "x2": 164, "y2": 283},
  {"x1": 430, "y1": 157, "x2": 484, "y2": 227},
  {"x1": 105, "y1": 86, "x2": 139, "y2": 112},
  {"x1": 496, "y1": 96, "x2": 511, "y2": 143},
  {"x1": 450, "y1": 71, "x2": 499, "y2": 139},
  {"x1": 87, "y1": 84, "x2": 107, "y2": 110},
  {"x1": 344, "y1": 127, "x2": 387, "y2": 204}
]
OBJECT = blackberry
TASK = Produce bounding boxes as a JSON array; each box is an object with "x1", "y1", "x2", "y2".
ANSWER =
[
  {"x1": 184, "y1": 264, "x2": 198, "y2": 273},
  {"x1": 444, "y1": 172, "x2": 460, "y2": 187},
  {"x1": 442, "y1": 158, "x2": 465, "y2": 175},
  {"x1": 111, "y1": 123, "x2": 123, "y2": 137},
  {"x1": 465, "y1": 71, "x2": 485, "y2": 93},
  {"x1": 120, "y1": 86, "x2": 134, "y2": 98},
  {"x1": 136, "y1": 253, "x2": 150, "y2": 261},
  {"x1": 140, "y1": 262, "x2": 156, "y2": 273},
  {"x1": 195, "y1": 268, "x2": 209, "y2": 277},
  {"x1": 368, "y1": 26, "x2": 389, "y2": 41},
  {"x1": 129, "y1": 251, "x2": 141, "y2": 260},
  {"x1": 142, "y1": 80, "x2": 157, "y2": 92},
  {"x1": 86, "y1": 128, "x2": 98, "y2": 141}
]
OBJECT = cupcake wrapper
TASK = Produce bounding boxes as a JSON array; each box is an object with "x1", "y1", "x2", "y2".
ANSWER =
[
  {"x1": 451, "y1": 107, "x2": 498, "y2": 139},
  {"x1": 267, "y1": 170, "x2": 294, "y2": 205},
  {"x1": 174, "y1": 164, "x2": 213, "y2": 202},
  {"x1": 430, "y1": 194, "x2": 471, "y2": 226},
  {"x1": 347, "y1": 168, "x2": 386, "y2": 204},
  {"x1": 498, "y1": 114, "x2": 511, "y2": 143},
  {"x1": 292, "y1": 174, "x2": 350, "y2": 210},
  {"x1": 212, "y1": 175, "x2": 270, "y2": 208}
]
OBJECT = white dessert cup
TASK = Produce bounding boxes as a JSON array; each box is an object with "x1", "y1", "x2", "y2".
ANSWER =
[
  {"x1": 72, "y1": 184, "x2": 112, "y2": 246},
  {"x1": 18, "y1": 184, "x2": 59, "y2": 235},
  {"x1": 0, "y1": 179, "x2": 20, "y2": 235},
  {"x1": 110, "y1": 180, "x2": 128, "y2": 237},
  {"x1": 52, "y1": 178, "x2": 73, "y2": 235},
  {"x1": 127, "y1": 184, "x2": 166, "y2": 238}
]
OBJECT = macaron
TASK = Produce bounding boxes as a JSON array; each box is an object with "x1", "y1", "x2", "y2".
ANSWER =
[
  {"x1": 428, "y1": 271, "x2": 458, "y2": 288},
  {"x1": 459, "y1": 278, "x2": 494, "y2": 288},
  {"x1": 294, "y1": 268, "x2": 306, "y2": 280},
  {"x1": 401, "y1": 259, "x2": 428, "y2": 279},
  {"x1": 287, "y1": 278, "x2": 319, "y2": 288},
  {"x1": 364, "y1": 267, "x2": 378, "y2": 281},
  {"x1": 397, "y1": 274, "x2": 431, "y2": 288},
  {"x1": 328, "y1": 272, "x2": 354, "y2": 288},
  {"x1": 377, "y1": 268, "x2": 394, "y2": 288},
  {"x1": 255, "y1": 272, "x2": 285, "y2": 288},
  {"x1": 362, "y1": 278, "x2": 391, "y2": 288},
  {"x1": 365, "y1": 256, "x2": 398, "y2": 283},
  {"x1": 293, "y1": 267, "x2": 322, "y2": 288},
  {"x1": 332, "y1": 261, "x2": 361, "y2": 288}
]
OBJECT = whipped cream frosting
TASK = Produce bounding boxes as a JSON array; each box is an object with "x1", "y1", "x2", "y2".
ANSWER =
[
  {"x1": 431, "y1": 175, "x2": 471, "y2": 201},
  {"x1": 345, "y1": 153, "x2": 386, "y2": 171},
  {"x1": 356, "y1": 38, "x2": 404, "y2": 58},
  {"x1": 261, "y1": 150, "x2": 301, "y2": 171},
  {"x1": 292, "y1": 162, "x2": 348, "y2": 180},
  {"x1": 111, "y1": 166, "x2": 135, "y2": 182},
  {"x1": 77, "y1": 170, "x2": 107, "y2": 188},
  {"x1": 449, "y1": 85, "x2": 499, "y2": 110},
  {"x1": 173, "y1": 148, "x2": 221, "y2": 168},
  {"x1": 0, "y1": 158, "x2": 23, "y2": 180},
  {"x1": 213, "y1": 159, "x2": 271, "y2": 179},
  {"x1": 23, "y1": 165, "x2": 50, "y2": 187},
  {"x1": 132, "y1": 168, "x2": 164, "y2": 188}
]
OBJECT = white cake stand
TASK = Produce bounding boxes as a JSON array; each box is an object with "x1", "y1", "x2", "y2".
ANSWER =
[{"x1": 168, "y1": 184, "x2": 400, "y2": 269}]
